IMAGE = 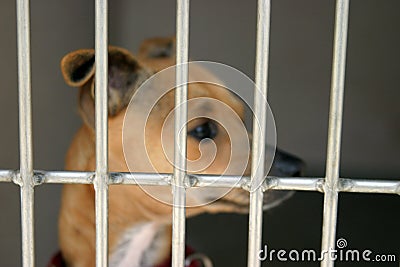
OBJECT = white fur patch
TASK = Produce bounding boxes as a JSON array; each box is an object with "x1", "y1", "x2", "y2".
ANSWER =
[{"x1": 110, "y1": 223, "x2": 165, "y2": 267}]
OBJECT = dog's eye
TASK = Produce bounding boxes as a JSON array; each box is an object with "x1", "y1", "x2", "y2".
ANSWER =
[{"x1": 188, "y1": 121, "x2": 218, "y2": 141}]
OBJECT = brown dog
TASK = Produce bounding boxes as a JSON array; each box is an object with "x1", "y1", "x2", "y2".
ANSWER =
[{"x1": 58, "y1": 37, "x2": 303, "y2": 267}]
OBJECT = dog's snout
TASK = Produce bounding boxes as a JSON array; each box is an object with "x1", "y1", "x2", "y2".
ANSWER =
[
  {"x1": 262, "y1": 148, "x2": 304, "y2": 210},
  {"x1": 270, "y1": 148, "x2": 304, "y2": 177}
]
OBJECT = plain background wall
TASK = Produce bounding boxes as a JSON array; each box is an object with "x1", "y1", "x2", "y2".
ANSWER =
[{"x1": 0, "y1": 0, "x2": 399, "y2": 266}]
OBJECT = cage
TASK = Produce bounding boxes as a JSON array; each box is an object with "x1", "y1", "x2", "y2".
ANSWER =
[{"x1": 0, "y1": 0, "x2": 399, "y2": 266}]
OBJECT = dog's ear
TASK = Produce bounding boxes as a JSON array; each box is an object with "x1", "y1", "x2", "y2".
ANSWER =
[
  {"x1": 105, "y1": 47, "x2": 151, "y2": 115},
  {"x1": 138, "y1": 37, "x2": 176, "y2": 59},
  {"x1": 61, "y1": 46, "x2": 151, "y2": 128},
  {"x1": 61, "y1": 49, "x2": 95, "y2": 87},
  {"x1": 137, "y1": 37, "x2": 176, "y2": 72}
]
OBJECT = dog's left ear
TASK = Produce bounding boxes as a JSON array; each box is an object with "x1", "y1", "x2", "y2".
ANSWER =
[
  {"x1": 61, "y1": 46, "x2": 151, "y2": 117},
  {"x1": 137, "y1": 37, "x2": 176, "y2": 72},
  {"x1": 138, "y1": 37, "x2": 176, "y2": 59}
]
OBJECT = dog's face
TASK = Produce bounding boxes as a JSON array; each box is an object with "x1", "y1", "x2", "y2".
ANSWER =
[
  {"x1": 61, "y1": 38, "x2": 302, "y2": 213},
  {"x1": 61, "y1": 37, "x2": 303, "y2": 222}
]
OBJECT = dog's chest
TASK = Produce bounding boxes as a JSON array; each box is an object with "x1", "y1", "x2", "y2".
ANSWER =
[{"x1": 109, "y1": 223, "x2": 168, "y2": 267}]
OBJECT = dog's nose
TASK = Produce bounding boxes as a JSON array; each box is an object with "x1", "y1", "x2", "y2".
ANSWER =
[
  {"x1": 262, "y1": 148, "x2": 304, "y2": 210},
  {"x1": 269, "y1": 148, "x2": 304, "y2": 177}
]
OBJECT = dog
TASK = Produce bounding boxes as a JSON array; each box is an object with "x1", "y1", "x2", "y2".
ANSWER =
[{"x1": 57, "y1": 37, "x2": 303, "y2": 267}]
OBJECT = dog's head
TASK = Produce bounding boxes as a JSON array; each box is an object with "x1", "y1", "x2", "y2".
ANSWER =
[{"x1": 61, "y1": 37, "x2": 303, "y2": 219}]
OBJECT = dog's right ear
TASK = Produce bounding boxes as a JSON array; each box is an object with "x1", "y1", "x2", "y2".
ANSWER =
[
  {"x1": 61, "y1": 49, "x2": 96, "y2": 88},
  {"x1": 61, "y1": 47, "x2": 151, "y2": 129},
  {"x1": 61, "y1": 49, "x2": 97, "y2": 128}
]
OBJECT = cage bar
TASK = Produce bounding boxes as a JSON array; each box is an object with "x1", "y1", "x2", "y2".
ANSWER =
[
  {"x1": 94, "y1": 0, "x2": 109, "y2": 266},
  {"x1": 172, "y1": 0, "x2": 190, "y2": 266},
  {"x1": 0, "y1": 170, "x2": 14, "y2": 183},
  {"x1": 247, "y1": 0, "x2": 272, "y2": 266},
  {"x1": 16, "y1": 0, "x2": 35, "y2": 266},
  {"x1": 1, "y1": 170, "x2": 399, "y2": 195},
  {"x1": 320, "y1": 0, "x2": 350, "y2": 267},
  {"x1": 339, "y1": 178, "x2": 400, "y2": 194}
]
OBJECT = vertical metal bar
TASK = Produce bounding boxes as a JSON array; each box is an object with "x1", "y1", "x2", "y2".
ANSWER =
[
  {"x1": 247, "y1": 0, "x2": 271, "y2": 266},
  {"x1": 16, "y1": 0, "x2": 35, "y2": 266},
  {"x1": 320, "y1": 1, "x2": 349, "y2": 267},
  {"x1": 172, "y1": 0, "x2": 190, "y2": 266},
  {"x1": 94, "y1": 0, "x2": 109, "y2": 266}
]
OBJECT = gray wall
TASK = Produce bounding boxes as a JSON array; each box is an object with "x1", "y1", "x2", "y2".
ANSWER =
[{"x1": 0, "y1": 0, "x2": 399, "y2": 266}]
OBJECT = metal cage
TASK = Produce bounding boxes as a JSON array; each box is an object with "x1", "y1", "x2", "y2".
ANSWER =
[{"x1": 0, "y1": 0, "x2": 399, "y2": 266}]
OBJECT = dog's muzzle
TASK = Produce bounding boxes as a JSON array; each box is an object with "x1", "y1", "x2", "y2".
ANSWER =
[
  {"x1": 262, "y1": 148, "x2": 304, "y2": 210},
  {"x1": 270, "y1": 148, "x2": 304, "y2": 177}
]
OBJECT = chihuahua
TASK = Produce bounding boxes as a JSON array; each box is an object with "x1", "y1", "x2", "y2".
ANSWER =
[{"x1": 57, "y1": 37, "x2": 303, "y2": 267}]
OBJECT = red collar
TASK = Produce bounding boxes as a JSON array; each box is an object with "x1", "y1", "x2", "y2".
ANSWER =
[
  {"x1": 154, "y1": 246, "x2": 201, "y2": 267},
  {"x1": 47, "y1": 251, "x2": 65, "y2": 267},
  {"x1": 48, "y1": 247, "x2": 203, "y2": 267}
]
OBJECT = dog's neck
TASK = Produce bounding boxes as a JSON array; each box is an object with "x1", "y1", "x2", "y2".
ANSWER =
[
  {"x1": 110, "y1": 222, "x2": 171, "y2": 267},
  {"x1": 59, "y1": 183, "x2": 174, "y2": 267},
  {"x1": 60, "y1": 125, "x2": 175, "y2": 267}
]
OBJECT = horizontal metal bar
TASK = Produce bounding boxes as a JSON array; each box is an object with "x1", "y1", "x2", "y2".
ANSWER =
[
  {"x1": 264, "y1": 176, "x2": 325, "y2": 192},
  {"x1": 339, "y1": 178, "x2": 400, "y2": 194},
  {"x1": 188, "y1": 174, "x2": 248, "y2": 188},
  {"x1": 265, "y1": 177, "x2": 400, "y2": 194},
  {"x1": 38, "y1": 171, "x2": 94, "y2": 184},
  {"x1": 109, "y1": 172, "x2": 172, "y2": 186},
  {"x1": 0, "y1": 170, "x2": 15, "y2": 183},
  {"x1": 0, "y1": 169, "x2": 398, "y2": 195}
]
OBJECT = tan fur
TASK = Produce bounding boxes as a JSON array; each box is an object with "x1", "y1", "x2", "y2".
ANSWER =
[{"x1": 59, "y1": 37, "x2": 252, "y2": 267}]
